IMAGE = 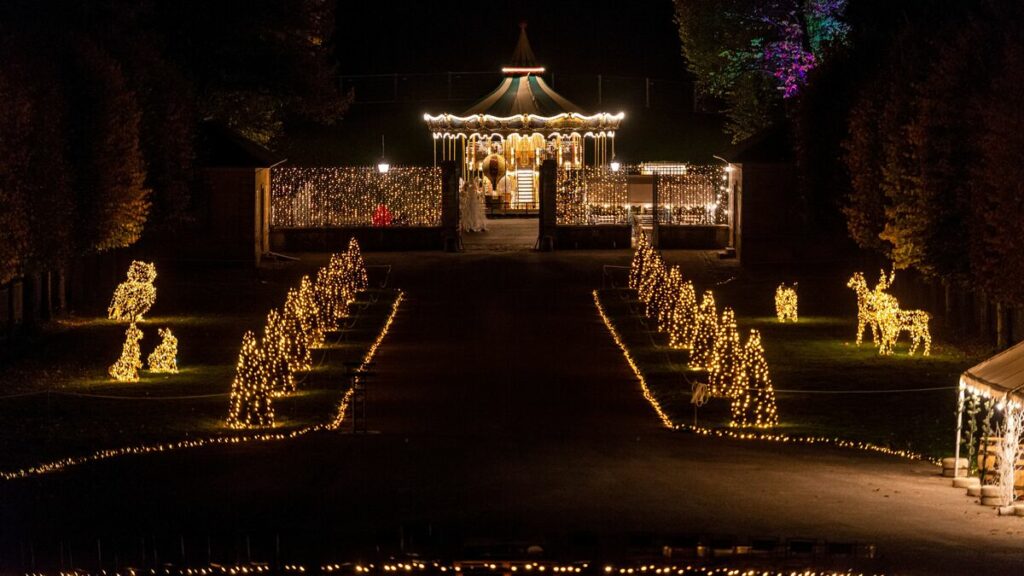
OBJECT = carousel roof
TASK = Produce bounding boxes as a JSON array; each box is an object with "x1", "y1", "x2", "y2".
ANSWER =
[{"x1": 424, "y1": 23, "x2": 624, "y2": 137}]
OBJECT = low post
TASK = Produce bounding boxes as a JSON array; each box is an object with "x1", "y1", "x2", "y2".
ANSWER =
[
  {"x1": 537, "y1": 159, "x2": 557, "y2": 251},
  {"x1": 440, "y1": 160, "x2": 461, "y2": 251},
  {"x1": 652, "y1": 173, "x2": 661, "y2": 248}
]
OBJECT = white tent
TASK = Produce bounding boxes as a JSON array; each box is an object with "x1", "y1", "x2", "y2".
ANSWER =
[{"x1": 954, "y1": 341, "x2": 1024, "y2": 477}]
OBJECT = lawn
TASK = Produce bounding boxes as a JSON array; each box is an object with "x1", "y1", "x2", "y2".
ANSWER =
[
  {"x1": 596, "y1": 261, "x2": 988, "y2": 460},
  {"x1": 0, "y1": 259, "x2": 399, "y2": 474}
]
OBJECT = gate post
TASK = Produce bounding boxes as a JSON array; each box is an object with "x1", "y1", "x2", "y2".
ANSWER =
[
  {"x1": 537, "y1": 159, "x2": 557, "y2": 251},
  {"x1": 440, "y1": 160, "x2": 461, "y2": 252},
  {"x1": 652, "y1": 173, "x2": 661, "y2": 248}
]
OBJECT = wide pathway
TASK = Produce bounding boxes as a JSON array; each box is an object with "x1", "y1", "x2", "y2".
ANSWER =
[{"x1": 1, "y1": 246, "x2": 1023, "y2": 575}]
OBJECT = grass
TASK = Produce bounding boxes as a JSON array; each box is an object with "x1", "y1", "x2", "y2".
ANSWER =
[
  {"x1": 596, "y1": 265, "x2": 987, "y2": 459},
  {"x1": 0, "y1": 260, "x2": 399, "y2": 473}
]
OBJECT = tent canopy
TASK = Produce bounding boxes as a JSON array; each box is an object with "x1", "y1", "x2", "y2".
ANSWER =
[
  {"x1": 961, "y1": 339, "x2": 1024, "y2": 403},
  {"x1": 463, "y1": 75, "x2": 584, "y2": 117}
]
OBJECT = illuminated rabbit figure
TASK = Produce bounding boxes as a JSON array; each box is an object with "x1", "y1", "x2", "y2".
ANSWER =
[
  {"x1": 147, "y1": 328, "x2": 179, "y2": 373},
  {"x1": 108, "y1": 261, "x2": 157, "y2": 322},
  {"x1": 110, "y1": 323, "x2": 144, "y2": 382}
]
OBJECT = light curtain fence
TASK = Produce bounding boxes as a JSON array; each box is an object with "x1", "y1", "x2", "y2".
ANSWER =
[
  {"x1": 555, "y1": 165, "x2": 729, "y2": 226},
  {"x1": 556, "y1": 167, "x2": 630, "y2": 225},
  {"x1": 271, "y1": 167, "x2": 442, "y2": 228},
  {"x1": 658, "y1": 165, "x2": 730, "y2": 226}
]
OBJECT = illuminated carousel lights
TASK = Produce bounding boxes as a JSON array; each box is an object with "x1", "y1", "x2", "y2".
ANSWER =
[{"x1": 0, "y1": 291, "x2": 404, "y2": 481}]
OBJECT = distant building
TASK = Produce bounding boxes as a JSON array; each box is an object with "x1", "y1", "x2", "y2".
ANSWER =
[{"x1": 195, "y1": 120, "x2": 285, "y2": 266}]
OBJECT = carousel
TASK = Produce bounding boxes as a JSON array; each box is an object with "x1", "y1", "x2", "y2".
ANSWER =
[{"x1": 423, "y1": 23, "x2": 624, "y2": 210}]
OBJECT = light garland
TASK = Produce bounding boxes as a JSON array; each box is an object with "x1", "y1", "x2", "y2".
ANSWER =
[
  {"x1": 109, "y1": 323, "x2": 144, "y2": 382},
  {"x1": 0, "y1": 291, "x2": 403, "y2": 481},
  {"x1": 774, "y1": 283, "x2": 798, "y2": 322},
  {"x1": 628, "y1": 232, "x2": 652, "y2": 290},
  {"x1": 271, "y1": 167, "x2": 442, "y2": 228},
  {"x1": 8, "y1": 560, "x2": 876, "y2": 576},
  {"x1": 107, "y1": 261, "x2": 157, "y2": 322},
  {"x1": 226, "y1": 330, "x2": 275, "y2": 429},
  {"x1": 730, "y1": 329, "x2": 779, "y2": 428},
  {"x1": 688, "y1": 292, "x2": 718, "y2": 370},
  {"x1": 147, "y1": 327, "x2": 178, "y2": 373},
  {"x1": 594, "y1": 290, "x2": 935, "y2": 464},
  {"x1": 706, "y1": 307, "x2": 741, "y2": 398}
]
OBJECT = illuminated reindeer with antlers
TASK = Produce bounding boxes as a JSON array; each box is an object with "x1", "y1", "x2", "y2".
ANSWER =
[
  {"x1": 846, "y1": 269, "x2": 897, "y2": 347},
  {"x1": 847, "y1": 269, "x2": 931, "y2": 356}
]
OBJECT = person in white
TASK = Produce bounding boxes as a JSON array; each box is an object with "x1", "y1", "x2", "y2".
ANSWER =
[{"x1": 460, "y1": 177, "x2": 488, "y2": 232}]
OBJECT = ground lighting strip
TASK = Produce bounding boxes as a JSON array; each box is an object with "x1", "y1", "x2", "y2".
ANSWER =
[
  {"x1": 0, "y1": 292, "x2": 404, "y2": 481},
  {"x1": 592, "y1": 290, "x2": 937, "y2": 465}
]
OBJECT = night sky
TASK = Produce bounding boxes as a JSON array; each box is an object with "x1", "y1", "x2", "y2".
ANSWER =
[{"x1": 334, "y1": 0, "x2": 688, "y2": 79}]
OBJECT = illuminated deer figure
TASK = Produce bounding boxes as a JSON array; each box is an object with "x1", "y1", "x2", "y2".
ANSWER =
[
  {"x1": 877, "y1": 307, "x2": 932, "y2": 356},
  {"x1": 846, "y1": 269, "x2": 897, "y2": 346}
]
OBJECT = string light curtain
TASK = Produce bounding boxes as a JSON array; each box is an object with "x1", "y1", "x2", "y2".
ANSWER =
[
  {"x1": 556, "y1": 166, "x2": 629, "y2": 225},
  {"x1": 272, "y1": 167, "x2": 442, "y2": 228},
  {"x1": 658, "y1": 165, "x2": 729, "y2": 225}
]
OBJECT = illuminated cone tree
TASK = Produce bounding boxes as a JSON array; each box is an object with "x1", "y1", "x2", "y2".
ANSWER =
[
  {"x1": 731, "y1": 329, "x2": 779, "y2": 428},
  {"x1": 226, "y1": 330, "x2": 274, "y2": 428},
  {"x1": 297, "y1": 275, "x2": 325, "y2": 348},
  {"x1": 347, "y1": 237, "x2": 369, "y2": 291},
  {"x1": 707, "y1": 307, "x2": 742, "y2": 398},
  {"x1": 109, "y1": 323, "x2": 144, "y2": 381},
  {"x1": 689, "y1": 291, "x2": 718, "y2": 369},
  {"x1": 657, "y1": 266, "x2": 683, "y2": 333},
  {"x1": 147, "y1": 327, "x2": 178, "y2": 373},
  {"x1": 669, "y1": 280, "x2": 697, "y2": 349},
  {"x1": 262, "y1": 309, "x2": 295, "y2": 396},
  {"x1": 281, "y1": 287, "x2": 313, "y2": 372}
]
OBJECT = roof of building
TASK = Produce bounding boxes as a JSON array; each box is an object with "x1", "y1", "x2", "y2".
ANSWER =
[{"x1": 198, "y1": 119, "x2": 285, "y2": 168}]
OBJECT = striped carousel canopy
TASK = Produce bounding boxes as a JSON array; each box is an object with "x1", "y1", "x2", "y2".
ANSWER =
[{"x1": 424, "y1": 23, "x2": 624, "y2": 137}]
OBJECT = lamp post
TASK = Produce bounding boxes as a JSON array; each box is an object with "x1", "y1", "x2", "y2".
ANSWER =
[
  {"x1": 377, "y1": 134, "x2": 390, "y2": 174},
  {"x1": 609, "y1": 155, "x2": 621, "y2": 173}
]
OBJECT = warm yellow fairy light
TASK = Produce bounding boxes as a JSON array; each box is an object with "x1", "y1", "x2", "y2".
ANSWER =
[
  {"x1": 556, "y1": 167, "x2": 629, "y2": 225},
  {"x1": 109, "y1": 323, "x2": 144, "y2": 382},
  {"x1": 347, "y1": 237, "x2": 369, "y2": 292},
  {"x1": 707, "y1": 307, "x2": 742, "y2": 398},
  {"x1": 594, "y1": 290, "x2": 928, "y2": 465},
  {"x1": 628, "y1": 232, "x2": 653, "y2": 291},
  {"x1": 848, "y1": 270, "x2": 931, "y2": 356},
  {"x1": 108, "y1": 261, "x2": 157, "y2": 322},
  {"x1": 147, "y1": 327, "x2": 178, "y2": 373},
  {"x1": 226, "y1": 330, "x2": 275, "y2": 429},
  {"x1": 731, "y1": 329, "x2": 778, "y2": 428},
  {"x1": 655, "y1": 266, "x2": 683, "y2": 334},
  {"x1": 774, "y1": 283, "x2": 798, "y2": 322},
  {"x1": 262, "y1": 309, "x2": 295, "y2": 396},
  {"x1": 272, "y1": 167, "x2": 442, "y2": 228},
  {"x1": 688, "y1": 292, "x2": 717, "y2": 370},
  {"x1": 668, "y1": 279, "x2": 697, "y2": 349},
  {"x1": 1, "y1": 290, "x2": 403, "y2": 481},
  {"x1": 281, "y1": 287, "x2": 313, "y2": 373}
]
